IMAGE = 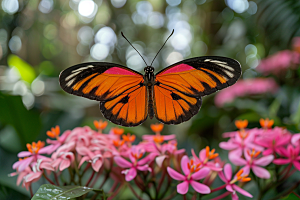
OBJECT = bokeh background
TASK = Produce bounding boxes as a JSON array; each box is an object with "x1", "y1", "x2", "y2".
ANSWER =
[{"x1": 0, "y1": 0, "x2": 300, "y2": 199}]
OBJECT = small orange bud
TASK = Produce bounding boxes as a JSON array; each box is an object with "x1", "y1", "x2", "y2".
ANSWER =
[
  {"x1": 150, "y1": 123, "x2": 164, "y2": 133},
  {"x1": 112, "y1": 128, "x2": 124, "y2": 135},
  {"x1": 122, "y1": 133, "x2": 136, "y2": 143},
  {"x1": 242, "y1": 177, "x2": 251, "y2": 182},
  {"x1": 94, "y1": 120, "x2": 108, "y2": 130},
  {"x1": 153, "y1": 135, "x2": 164, "y2": 143},
  {"x1": 260, "y1": 118, "x2": 274, "y2": 129},
  {"x1": 47, "y1": 125, "x2": 60, "y2": 139},
  {"x1": 235, "y1": 120, "x2": 248, "y2": 129},
  {"x1": 113, "y1": 140, "x2": 125, "y2": 147}
]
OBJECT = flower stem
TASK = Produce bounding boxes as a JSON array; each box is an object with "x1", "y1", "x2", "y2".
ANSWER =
[
  {"x1": 108, "y1": 183, "x2": 123, "y2": 200},
  {"x1": 54, "y1": 172, "x2": 59, "y2": 186},
  {"x1": 86, "y1": 170, "x2": 95, "y2": 187},
  {"x1": 211, "y1": 184, "x2": 226, "y2": 193},
  {"x1": 29, "y1": 185, "x2": 33, "y2": 197},
  {"x1": 128, "y1": 184, "x2": 144, "y2": 200},
  {"x1": 43, "y1": 172, "x2": 55, "y2": 185},
  {"x1": 210, "y1": 191, "x2": 231, "y2": 200}
]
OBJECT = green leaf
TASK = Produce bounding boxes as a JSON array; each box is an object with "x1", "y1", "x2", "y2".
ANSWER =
[
  {"x1": 269, "y1": 98, "x2": 281, "y2": 118},
  {"x1": 281, "y1": 192, "x2": 300, "y2": 200},
  {"x1": 7, "y1": 54, "x2": 36, "y2": 83},
  {"x1": 0, "y1": 92, "x2": 41, "y2": 146},
  {"x1": 32, "y1": 184, "x2": 103, "y2": 200}
]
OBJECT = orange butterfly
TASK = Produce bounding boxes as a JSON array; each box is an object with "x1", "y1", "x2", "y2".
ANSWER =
[{"x1": 59, "y1": 30, "x2": 241, "y2": 127}]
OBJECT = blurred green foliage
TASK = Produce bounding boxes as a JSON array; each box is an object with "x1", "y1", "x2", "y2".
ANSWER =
[{"x1": 0, "y1": 0, "x2": 300, "y2": 199}]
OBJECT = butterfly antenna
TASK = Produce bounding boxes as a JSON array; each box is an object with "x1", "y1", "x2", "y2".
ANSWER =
[
  {"x1": 150, "y1": 29, "x2": 174, "y2": 66},
  {"x1": 121, "y1": 32, "x2": 148, "y2": 66}
]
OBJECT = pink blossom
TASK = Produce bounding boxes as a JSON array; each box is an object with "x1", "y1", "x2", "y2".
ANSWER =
[
  {"x1": 167, "y1": 155, "x2": 211, "y2": 195},
  {"x1": 51, "y1": 152, "x2": 75, "y2": 171},
  {"x1": 13, "y1": 141, "x2": 52, "y2": 172},
  {"x1": 218, "y1": 163, "x2": 253, "y2": 199},
  {"x1": 76, "y1": 146, "x2": 104, "y2": 172},
  {"x1": 191, "y1": 148, "x2": 222, "y2": 171},
  {"x1": 219, "y1": 130, "x2": 264, "y2": 163},
  {"x1": 46, "y1": 130, "x2": 71, "y2": 153},
  {"x1": 215, "y1": 78, "x2": 278, "y2": 107},
  {"x1": 231, "y1": 149, "x2": 273, "y2": 179},
  {"x1": 256, "y1": 50, "x2": 300, "y2": 76},
  {"x1": 254, "y1": 127, "x2": 291, "y2": 156},
  {"x1": 114, "y1": 145, "x2": 152, "y2": 181},
  {"x1": 273, "y1": 145, "x2": 300, "y2": 170},
  {"x1": 291, "y1": 133, "x2": 300, "y2": 146}
]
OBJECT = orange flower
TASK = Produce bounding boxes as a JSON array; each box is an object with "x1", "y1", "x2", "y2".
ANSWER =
[
  {"x1": 94, "y1": 120, "x2": 108, "y2": 131},
  {"x1": 47, "y1": 125, "x2": 60, "y2": 139},
  {"x1": 153, "y1": 135, "x2": 164, "y2": 144},
  {"x1": 26, "y1": 141, "x2": 45, "y2": 154},
  {"x1": 205, "y1": 146, "x2": 219, "y2": 160},
  {"x1": 111, "y1": 127, "x2": 124, "y2": 135},
  {"x1": 150, "y1": 123, "x2": 164, "y2": 133},
  {"x1": 235, "y1": 119, "x2": 248, "y2": 129},
  {"x1": 233, "y1": 169, "x2": 251, "y2": 183},
  {"x1": 260, "y1": 118, "x2": 274, "y2": 129},
  {"x1": 247, "y1": 148, "x2": 261, "y2": 159},
  {"x1": 122, "y1": 133, "x2": 136, "y2": 143},
  {"x1": 113, "y1": 139, "x2": 125, "y2": 147}
]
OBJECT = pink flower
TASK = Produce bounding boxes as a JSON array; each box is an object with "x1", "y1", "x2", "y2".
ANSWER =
[
  {"x1": 76, "y1": 146, "x2": 103, "y2": 172},
  {"x1": 46, "y1": 126, "x2": 71, "y2": 153},
  {"x1": 255, "y1": 127, "x2": 291, "y2": 156},
  {"x1": 142, "y1": 134, "x2": 175, "y2": 143},
  {"x1": 13, "y1": 141, "x2": 52, "y2": 172},
  {"x1": 167, "y1": 155, "x2": 211, "y2": 195},
  {"x1": 219, "y1": 130, "x2": 264, "y2": 163},
  {"x1": 256, "y1": 50, "x2": 300, "y2": 76},
  {"x1": 273, "y1": 145, "x2": 300, "y2": 170},
  {"x1": 114, "y1": 145, "x2": 151, "y2": 181},
  {"x1": 291, "y1": 133, "x2": 300, "y2": 146},
  {"x1": 218, "y1": 163, "x2": 253, "y2": 199},
  {"x1": 191, "y1": 147, "x2": 222, "y2": 171},
  {"x1": 215, "y1": 78, "x2": 278, "y2": 107},
  {"x1": 51, "y1": 152, "x2": 75, "y2": 171},
  {"x1": 23, "y1": 159, "x2": 54, "y2": 190},
  {"x1": 231, "y1": 149, "x2": 274, "y2": 179}
]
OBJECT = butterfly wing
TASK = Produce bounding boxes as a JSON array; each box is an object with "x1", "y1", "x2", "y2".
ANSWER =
[
  {"x1": 153, "y1": 56, "x2": 241, "y2": 124},
  {"x1": 59, "y1": 62, "x2": 148, "y2": 126}
]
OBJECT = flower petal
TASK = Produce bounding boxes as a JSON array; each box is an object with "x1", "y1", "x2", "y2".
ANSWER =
[
  {"x1": 177, "y1": 181, "x2": 189, "y2": 194},
  {"x1": 273, "y1": 158, "x2": 290, "y2": 165},
  {"x1": 156, "y1": 155, "x2": 167, "y2": 168},
  {"x1": 233, "y1": 185, "x2": 253, "y2": 197},
  {"x1": 252, "y1": 166, "x2": 270, "y2": 179},
  {"x1": 167, "y1": 167, "x2": 185, "y2": 181},
  {"x1": 181, "y1": 155, "x2": 190, "y2": 176},
  {"x1": 226, "y1": 184, "x2": 233, "y2": 192},
  {"x1": 224, "y1": 163, "x2": 232, "y2": 181},
  {"x1": 293, "y1": 161, "x2": 300, "y2": 171},
  {"x1": 18, "y1": 151, "x2": 32, "y2": 158},
  {"x1": 125, "y1": 168, "x2": 137, "y2": 181},
  {"x1": 114, "y1": 156, "x2": 132, "y2": 168},
  {"x1": 59, "y1": 160, "x2": 71, "y2": 171},
  {"x1": 191, "y1": 167, "x2": 210, "y2": 180},
  {"x1": 190, "y1": 180, "x2": 210, "y2": 194},
  {"x1": 137, "y1": 165, "x2": 150, "y2": 172},
  {"x1": 254, "y1": 155, "x2": 274, "y2": 166}
]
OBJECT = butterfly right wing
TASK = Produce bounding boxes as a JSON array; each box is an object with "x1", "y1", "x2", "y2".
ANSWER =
[{"x1": 59, "y1": 62, "x2": 148, "y2": 126}]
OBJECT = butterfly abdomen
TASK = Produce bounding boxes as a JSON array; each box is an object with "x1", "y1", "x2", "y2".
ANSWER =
[{"x1": 147, "y1": 86, "x2": 154, "y2": 119}]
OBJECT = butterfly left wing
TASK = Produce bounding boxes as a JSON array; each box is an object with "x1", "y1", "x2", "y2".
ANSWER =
[
  {"x1": 153, "y1": 56, "x2": 241, "y2": 124},
  {"x1": 59, "y1": 62, "x2": 148, "y2": 126}
]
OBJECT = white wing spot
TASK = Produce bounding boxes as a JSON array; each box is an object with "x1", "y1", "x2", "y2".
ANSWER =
[
  {"x1": 66, "y1": 78, "x2": 76, "y2": 87},
  {"x1": 65, "y1": 71, "x2": 81, "y2": 81},
  {"x1": 72, "y1": 65, "x2": 94, "y2": 73}
]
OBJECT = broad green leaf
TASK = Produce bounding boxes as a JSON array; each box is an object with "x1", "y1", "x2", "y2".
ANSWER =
[
  {"x1": 0, "y1": 92, "x2": 41, "y2": 146},
  {"x1": 269, "y1": 98, "x2": 281, "y2": 118},
  {"x1": 32, "y1": 184, "x2": 103, "y2": 200},
  {"x1": 7, "y1": 54, "x2": 36, "y2": 83},
  {"x1": 281, "y1": 192, "x2": 300, "y2": 200}
]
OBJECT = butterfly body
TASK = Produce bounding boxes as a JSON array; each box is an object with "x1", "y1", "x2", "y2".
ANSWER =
[{"x1": 60, "y1": 56, "x2": 241, "y2": 127}]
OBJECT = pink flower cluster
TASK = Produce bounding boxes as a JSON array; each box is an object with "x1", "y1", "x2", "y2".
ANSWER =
[
  {"x1": 256, "y1": 49, "x2": 300, "y2": 76},
  {"x1": 220, "y1": 119, "x2": 300, "y2": 183},
  {"x1": 11, "y1": 119, "x2": 299, "y2": 199},
  {"x1": 215, "y1": 78, "x2": 278, "y2": 107}
]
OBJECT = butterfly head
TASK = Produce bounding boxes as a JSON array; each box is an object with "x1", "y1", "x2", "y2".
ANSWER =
[{"x1": 144, "y1": 66, "x2": 154, "y2": 73}]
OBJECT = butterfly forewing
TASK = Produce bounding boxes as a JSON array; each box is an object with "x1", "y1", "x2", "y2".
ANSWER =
[
  {"x1": 153, "y1": 56, "x2": 241, "y2": 124},
  {"x1": 59, "y1": 63, "x2": 148, "y2": 126}
]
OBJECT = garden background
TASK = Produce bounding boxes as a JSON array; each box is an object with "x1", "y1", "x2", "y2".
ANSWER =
[{"x1": 0, "y1": 0, "x2": 300, "y2": 199}]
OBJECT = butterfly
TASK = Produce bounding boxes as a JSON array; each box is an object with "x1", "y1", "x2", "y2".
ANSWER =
[{"x1": 59, "y1": 30, "x2": 241, "y2": 127}]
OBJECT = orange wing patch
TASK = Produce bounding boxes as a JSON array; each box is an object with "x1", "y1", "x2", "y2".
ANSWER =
[
  {"x1": 153, "y1": 84, "x2": 202, "y2": 124},
  {"x1": 100, "y1": 85, "x2": 147, "y2": 126}
]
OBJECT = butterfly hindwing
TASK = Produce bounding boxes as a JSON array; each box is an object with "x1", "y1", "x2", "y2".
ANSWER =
[
  {"x1": 153, "y1": 56, "x2": 241, "y2": 124},
  {"x1": 59, "y1": 62, "x2": 148, "y2": 126},
  {"x1": 153, "y1": 84, "x2": 202, "y2": 124}
]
